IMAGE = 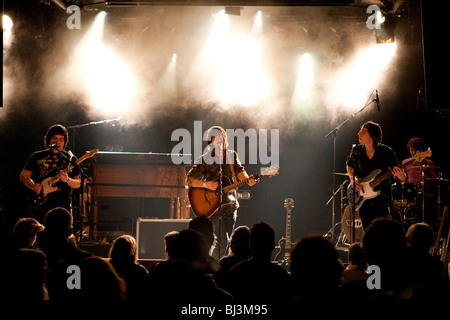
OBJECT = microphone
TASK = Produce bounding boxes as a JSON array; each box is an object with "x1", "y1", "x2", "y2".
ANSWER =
[
  {"x1": 375, "y1": 90, "x2": 380, "y2": 112},
  {"x1": 49, "y1": 142, "x2": 57, "y2": 148},
  {"x1": 68, "y1": 150, "x2": 77, "y2": 162}
]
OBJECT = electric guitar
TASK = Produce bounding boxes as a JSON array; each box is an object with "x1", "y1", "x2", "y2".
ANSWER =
[
  {"x1": 32, "y1": 149, "x2": 98, "y2": 207},
  {"x1": 275, "y1": 198, "x2": 294, "y2": 269},
  {"x1": 347, "y1": 150, "x2": 431, "y2": 211},
  {"x1": 188, "y1": 166, "x2": 279, "y2": 219}
]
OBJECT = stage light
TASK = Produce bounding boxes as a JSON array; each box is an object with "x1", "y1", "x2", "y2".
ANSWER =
[
  {"x1": 326, "y1": 42, "x2": 396, "y2": 112},
  {"x1": 225, "y1": 7, "x2": 241, "y2": 16},
  {"x1": 298, "y1": 53, "x2": 314, "y2": 86},
  {"x1": 96, "y1": 11, "x2": 107, "y2": 20},
  {"x1": 160, "y1": 53, "x2": 178, "y2": 99},
  {"x1": 76, "y1": 10, "x2": 136, "y2": 116},
  {"x1": 3, "y1": 15, "x2": 13, "y2": 47},
  {"x1": 251, "y1": 10, "x2": 263, "y2": 37},
  {"x1": 87, "y1": 11, "x2": 107, "y2": 41},
  {"x1": 375, "y1": 12, "x2": 395, "y2": 44},
  {"x1": 292, "y1": 53, "x2": 318, "y2": 119},
  {"x1": 215, "y1": 34, "x2": 270, "y2": 106}
]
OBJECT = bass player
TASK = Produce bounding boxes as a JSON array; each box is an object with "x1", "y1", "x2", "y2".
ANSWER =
[
  {"x1": 19, "y1": 124, "x2": 81, "y2": 223},
  {"x1": 346, "y1": 121, "x2": 406, "y2": 230},
  {"x1": 186, "y1": 125, "x2": 256, "y2": 259}
]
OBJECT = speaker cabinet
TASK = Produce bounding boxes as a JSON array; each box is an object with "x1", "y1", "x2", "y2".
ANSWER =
[{"x1": 136, "y1": 218, "x2": 191, "y2": 260}]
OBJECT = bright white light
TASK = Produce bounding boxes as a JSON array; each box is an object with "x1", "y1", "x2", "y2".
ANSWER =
[
  {"x1": 326, "y1": 42, "x2": 397, "y2": 111},
  {"x1": 187, "y1": 9, "x2": 270, "y2": 107},
  {"x1": 78, "y1": 39, "x2": 137, "y2": 115},
  {"x1": 2, "y1": 15, "x2": 13, "y2": 30},
  {"x1": 251, "y1": 11, "x2": 263, "y2": 37},
  {"x1": 186, "y1": 10, "x2": 229, "y2": 93},
  {"x1": 207, "y1": 10, "x2": 229, "y2": 55},
  {"x1": 73, "y1": 9, "x2": 137, "y2": 116},
  {"x1": 96, "y1": 11, "x2": 107, "y2": 20},
  {"x1": 87, "y1": 11, "x2": 107, "y2": 41},
  {"x1": 3, "y1": 15, "x2": 13, "y2": 47},
  {"x1": 160, "y1": 54, "x2": 178, "y2": 99},
  {"x1": 297, "y1": 54, "x2": 314, "y2": 85},
  {"x1": 215, "y1": 34, "x2": 270, "y2": 106},
  {"x1": 291, "y1": 53, "x2": 318, "y2": 120}
]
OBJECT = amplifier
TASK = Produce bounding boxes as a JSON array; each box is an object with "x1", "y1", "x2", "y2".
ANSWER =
[{"x1": 136, "y1": 218, "x2": 191, "y2": 260}]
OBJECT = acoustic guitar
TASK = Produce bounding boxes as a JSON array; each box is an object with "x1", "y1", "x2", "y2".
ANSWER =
[{"x1": 189, "y1": 166, "x2": 279, "y2": 218}]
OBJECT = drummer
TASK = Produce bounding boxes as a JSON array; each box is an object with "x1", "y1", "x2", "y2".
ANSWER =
[
  {"x1": 402, "y1": 137, "x2": 438, "y2": 193},
  {"x1": 401, "y1": 137, "x2": 439, "y2": 226}
]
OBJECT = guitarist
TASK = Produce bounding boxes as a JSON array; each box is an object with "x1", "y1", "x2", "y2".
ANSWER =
[
  {"x1": 346, "y1": 121, "x2": 406, "y2": 230},
  {"x1": 186, "y1": 126, "x2": 256, "y2": 259},
  {"x1": 19, "y1": 124, "x2": 81, "y2": 223}
]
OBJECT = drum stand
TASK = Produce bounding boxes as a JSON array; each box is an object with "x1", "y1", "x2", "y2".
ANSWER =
[{"x1": 326, "y1": 179, "x2": 349, "y2": 248}]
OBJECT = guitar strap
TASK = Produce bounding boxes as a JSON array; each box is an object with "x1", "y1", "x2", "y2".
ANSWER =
[{"x1": 227, "y1": 152, "x2": 237, "y2": 183}]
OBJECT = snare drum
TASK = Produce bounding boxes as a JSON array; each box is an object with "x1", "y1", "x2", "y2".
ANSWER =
[{"x1": 392, "y1": 182, "x2": 417, "y2": 207}]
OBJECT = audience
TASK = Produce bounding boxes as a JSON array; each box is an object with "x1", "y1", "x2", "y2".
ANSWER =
[
  {"x1": 3, "y1": 205, "x2": 450, "y2": 317},
  {"x1": 147, "y1": 229, "x2": 232, "y2": 312},
  {"x1": 109, "y1": 234, "x2": 151, "y2": 302},
  {"x1": 342, "y1": 242, "x2": 367, "y2": 284},
  {"x1": 78, "y1": 256, "x2": 127, "y2": 302},
  {"x1": 39, "y1": 207, "x2": 93, "y2": 301},
  {"x1": 163, "y1": 230, "x2": 179, "y2": 260},
  {"x1": 404, "y1": 222, "x2": 450, "y2": 307},
  {"x1": 215, "y1": 225, "x2": 251, "y2": 292},
  {"x1": 290, "y1": 234, "x2": 344, "y2": 307},
  {"x1": 189, "y1": 216, "x2": 222, "y2": 276},
  {"x1": 13, "y1": 217, "x2": 44, "y2": 249},
  {"x1": 229, "y1": 222, "x2": 294, "y2": 304}
]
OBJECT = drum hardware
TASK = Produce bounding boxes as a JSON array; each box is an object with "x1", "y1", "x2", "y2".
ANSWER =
[
  {"x1": 411, "y1": 165, "x2": 440, "y2": 169},
  {"x1": 392, "y1": 182, "x2": 417, "y2": 208},
  {"x1": 340, "y1": 205, "x2": 364, "y2": 244},
  {"x1": 325, "y1": 178, "x2": 349, "y2": 246}
]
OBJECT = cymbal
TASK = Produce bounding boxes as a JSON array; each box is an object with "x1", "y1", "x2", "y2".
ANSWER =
[
  {"x1": 428, "y1": 177, "x2": 450, "y2": 182},
  {"x1": 411, "y1": 165, "x2": 440, "y2": 169},
  {"x1": 334, "y1": 172, "x2": 349, "y2": 176}
]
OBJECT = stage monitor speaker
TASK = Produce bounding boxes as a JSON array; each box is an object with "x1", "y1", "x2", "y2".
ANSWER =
[{"x1": 136, "y1": 218, "x2": 191, "y2": 260}]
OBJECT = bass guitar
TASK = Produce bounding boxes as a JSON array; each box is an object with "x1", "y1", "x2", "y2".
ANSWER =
[
  {"x1": 347, "y1": 150, "x2": 431, "y2": 211},
  {"x1": 32, "y1": 149, "x2": 98, "y2": 207},
  {"x1": 189, "y1": 166, "x2": 279, "y2": 218}
]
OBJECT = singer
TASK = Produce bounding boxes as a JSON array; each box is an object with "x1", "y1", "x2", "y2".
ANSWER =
[
  {"x1": 19, "y1": 124, "x2": 81, "y2": 223},
  {"x1": 186, "y1": 125, "x2": 257, "y2": 259},
  {"x1": 346, "y1": 121, "x2": 406, "y2": 230}
]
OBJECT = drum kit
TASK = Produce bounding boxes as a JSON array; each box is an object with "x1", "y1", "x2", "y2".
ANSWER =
[{"x1": 332, "y1": 166, "x2": 450, "y2": 247}]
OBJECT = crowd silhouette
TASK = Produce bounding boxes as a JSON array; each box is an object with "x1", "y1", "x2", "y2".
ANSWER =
[{"x1": 1, "y1": 208, "x2": 450, "y2": 317}]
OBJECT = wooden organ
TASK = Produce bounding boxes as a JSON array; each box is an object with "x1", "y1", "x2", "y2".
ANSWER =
[{"x1": 85, "y1": 151, "x2": 191, "y2": 240}]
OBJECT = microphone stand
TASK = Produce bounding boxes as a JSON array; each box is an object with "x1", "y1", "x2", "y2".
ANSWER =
[
  {"x1": 65, "y1": 115, "x2": 121, "y2": 246},
  {"x1": 351, "y1": 173, "x2": 356, "y2": 243},
  {"x1": 72, "y1": 160, "x2": 91, "y2": 247},
  {"x1": 59, "y1": 151, "x2": 91, "y2": 247},
  {"x1": 325, "y1": 89, "x2": 378, "y2": 245},
  {"x1": 67, "y1": 115, "x2": 122, "y2": 151},
  {"x1": 217, "y1": 141, "x2": 223, "y2": 258}
]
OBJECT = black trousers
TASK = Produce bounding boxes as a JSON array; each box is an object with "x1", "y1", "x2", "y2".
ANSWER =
[
  {"x1": 359, "y1": 196, "x2": 390, "y2": 231},
  {"x1": 211, "y1": 206, "x2": 237, "y2": 260}
]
